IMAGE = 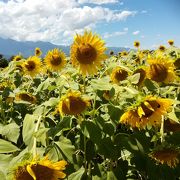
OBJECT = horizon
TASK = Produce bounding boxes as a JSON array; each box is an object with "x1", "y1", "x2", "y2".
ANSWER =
[{"x1": 0, "y1": 0, "x2": 180, "y2": 49}]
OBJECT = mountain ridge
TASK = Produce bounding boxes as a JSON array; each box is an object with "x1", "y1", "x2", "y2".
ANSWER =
[{"x1": 0, "y1": 37, "x2": 129, "y2": 58}]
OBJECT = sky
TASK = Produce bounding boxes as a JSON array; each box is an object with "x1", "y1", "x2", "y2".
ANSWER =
[{"x1": 0, "y1": 0, "x2": 180, "y2": 48}]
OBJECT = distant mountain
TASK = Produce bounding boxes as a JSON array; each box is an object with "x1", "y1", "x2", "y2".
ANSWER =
[{"x1": 0, "y1": 37, "x2": 129, "y2": 59}]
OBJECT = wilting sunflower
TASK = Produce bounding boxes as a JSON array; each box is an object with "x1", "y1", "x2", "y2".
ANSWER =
[
  {"x1": 168, "y1": 40, "x2": 174, "y2": 46},
  {"x1": 23, "y1": 56, "x2": 42, "y2": 77},
  {"x1": 121, "y1": 51, "x2": 128, "y2": 56},
  {"x1": 146, "y1": 56, "x2": 177, "y2": 83},
  {"x1": 15, "y1": 92, "x2": 36, "y2": 104},
  {"x1": 111, "y1": 67, "x2": 128, "y2": 84},
  {"x1": 13, "y1": 55, "x2": 23, "y2": 61},
  {"x1": 120, "y1": 96, "x2": 173, "y2": 129},
  {"x1": 35, "y1": 47, "x2": 42, "y2": 57},
  {"x1": 158, "y1": 45, "x2": 166, "y2": 52},
  {"x1": 70, "y1": 31, "x2": 107, "y2": 76},
  {"x1": 13, "y1": 156, "x2": 67, "y2": 180},
  {"x1": 149, "y1": 148, "x2": 179, "y2": 168},
  {"x1": 58, "y1": 90, "x2": 90, "y2": 116},
  {"x1": 44, "y1": 48, "x2": 66, "y2": 72},
  {"x1": 134, "y1": 41, "x2": 140, "y2": 48}
]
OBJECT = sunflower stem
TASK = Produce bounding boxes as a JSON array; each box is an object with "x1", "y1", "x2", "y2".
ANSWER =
[
  {"x1": 160, "y1": 115, "x2": 164, "y2": 143},
  {"x1": 32, "y1": 115, "x2": 42, "y2": 157}
]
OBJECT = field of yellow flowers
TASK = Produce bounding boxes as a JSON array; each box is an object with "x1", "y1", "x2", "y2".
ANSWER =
[{"x1": 0, "y1": 31, "x2": 180, "y2": 180}]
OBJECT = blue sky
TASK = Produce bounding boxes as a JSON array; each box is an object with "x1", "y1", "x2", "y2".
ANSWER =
[{"x1": 0, "y1": 0, "x2": 179, "y2": 48}]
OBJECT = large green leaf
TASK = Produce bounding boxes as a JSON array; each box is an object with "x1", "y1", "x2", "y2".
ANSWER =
[
  {"x1": 55, "y1": 137, "x2": 75, "y2": 163},
  {"x1": 0, "y1": 122, "x2": 20, "y2": 143},
  {"x1": 68, "y1": 167, "x2": 85, "y2": 180},
  {"x1": 0, "y1": 139, "x2": 19, "y2": 153},
  {"x1": 22, "y1": 114, "x2": 38, "y2": 146}
]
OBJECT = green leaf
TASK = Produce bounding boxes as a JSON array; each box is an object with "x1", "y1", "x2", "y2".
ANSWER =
[
  {"x1": 0, "y1": 170, "x2": 6, "y2": 180},
  {"x1": 0, "y1": 139, "x2": 19, "y2": 153},
  {"x1": 35, "y1": 128, "x2": 49, "y2": 147},
  {"x1": 81, "y1": 121, "x2": 102, "y2": 143},
  {"x1": 128, "y1": 73, "x2": 140, "y2": 84},
  {"x1": 22, "y1": 114, "x2": 38, "y2": 146},
  {"x1": 107, "y1": 171, "x2": 118, "y2": 180},
  {"x1": 55, "y1": 137, "x2": 75, "y2": 163},
  {"x1": 123, "y1": 87, "x2": 139, "y2": 95},
  {"x1": 0, "y1": 123, "x2": 20, "y2": 143},
  {"x1": 68, "y1": 167, "x2": 85, "y2": 180},
  {"x1": 91, "y1": 77, "x2": 112, "y2": 91}
]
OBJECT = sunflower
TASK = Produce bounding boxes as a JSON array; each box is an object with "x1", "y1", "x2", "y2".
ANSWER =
[
  {"x1": 120, "y1": 96, "x2": 173, "y2": 129},
  {"x1": 134, "y1": 41, "x2": 140, "y2": 48},
  {"x1": 168, "y1": 40, "x2": 174, "y2": 46},
  {"x1": 109, "y1": 50, "x2": 114, "y2": 56},
  {"x1": 35, "y1": 47, "x2": 42, "y2": 57},
  {"x1": 44, "y1": 48, "x2": 66, "y2": 72},
  {"x1": 146, "y1": 56, "x2": 177, "y2": 83},
  {"x1": 15, "y1": 92, "x2": 36, "y2": 104},
  {"x1": 111, "y1": 67, "x2": 128, "y2": 84},
  {"x1": 149, "y1": 148, "x2": 179, "y2": 168},
  {"x1": 121, "y1": 51, "x2": 128, "y2": 56},
  {"x1": 58, "y1": 90, "x2": 90, "y2": 116},
  {"x1": 158, "y1": 45, "x2": 166, "y2": 52},
  {"x1": 23, "y1": 56, "x2": 42, "y2": 77},
  {"x1": 13, "y1": 55, "x2": 23, "y2": 61},
  {"x1": 13, "y1": 156, "x2": 67, "y2": 180},
  {"x1": 70, "y1": 31, "x2": 107, "y2": 76}
]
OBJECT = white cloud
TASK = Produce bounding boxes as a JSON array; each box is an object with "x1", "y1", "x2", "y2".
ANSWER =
[
  {"x1": 132, "y1": 30, "x2": 140, "y2": 35},
  {"x1": 103, "y1": 29, "x2": 128, "y2": 38},
  {"x1": 78, "y1": 0, "x2": 119, "y2": 5},
  {"x1": 0, "y1": 0, "x2": 136, "y2": 44},
  {"x1": 141, "y1": 10, "x2": 147, "y2": 14}
]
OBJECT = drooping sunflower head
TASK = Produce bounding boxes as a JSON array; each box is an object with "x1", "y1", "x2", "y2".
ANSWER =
[
  {"x1": 168, "y1": 39, "x2": 174, "y2": 46},
  {"x1": 13, "y1": 55, "x2": 23, "y2": 61},
  {"x1": 111, "y1": 67, "x2": 128, "y2": 84},
  {"x1": 44, "y1": 48, "x2": 66, "y2": 72},
  {"x1": 121, "y1": 51, "x2": 128, "y2": 56},
  {"x1": 120, "y1": 96, "x2": 173, "y2": 129},
  {"x1": 23, "y1": 56, "x2": 42, "y2": 77},
  {"x1": 149, "y1": 147, "x2": 179, "y2": 168},
  {"x1": 15, "y1": 92, "x2": 36, "y2": 104},
  {"x1": 70, "y1": 31, "x2": 107, "y2": 76},
  {"x1": 158, "y1": 45, "x2": 166, "y2": 52},
  {"x1": 134, "y1": 41, "x2": 140, "y2": 48},
  {"x1": 146, "y1": 56, "x2": 177, "y2": 83},
  {"x1": 133, "y1": 67, "x2": 146, "y2": 86},
  {"x1": 58, "y1": 90, "x2": 90, "y2": 116},
  {"x1": 35, "y1": 47, "x2": 42, "y2": 57},
  {"x1": 120, "y1": 109, "x2": 149, "y2": 129},
  {"x1": 109, "y1": 50, "x2": 114, "y2": 56},
  {"x1": 13, "y1": 156, "x2": 67, "y2": 180}
]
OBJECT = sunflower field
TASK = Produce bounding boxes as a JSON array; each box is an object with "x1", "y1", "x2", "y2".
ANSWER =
[{"x1": 0, "y1": 31, "x2": 180, "y2": 180}]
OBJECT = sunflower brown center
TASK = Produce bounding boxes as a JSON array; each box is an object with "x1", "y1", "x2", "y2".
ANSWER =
[
  {"x1": 31, "y1": 164, "x2": 54, "y2": 180},
  {"x1": 19, "y1": 93, "x2": 35, "y2": 102},
  {"x1": 50, "y1": 55, "x2": 62, "y2": 66},
  {"x1": 150, "y1": 64, "x2": 168, "y2": 82},
  {"x1": 62, "y1": 96, "x2": 86, "y2": 115},
  {"x1": 14, "y1": 166, "x2": 33, "y2": 180},
  {"x1": 16, "y1": 57, "x2": 22, "y2": 61},
  {"x1": 36, "y1": 50, "x2": 40, "y2": 55},
  {"x1": 76, "y1": 44, "x2": 97, "y2": 64},
  {"x1": 141, "y1": 100, "x2": 160, "y2": 117},
  {"x1": 174, "y1": 58, "x2": 180, "y2": 69},
  {"x1": 115, "y1": 69, "x2": 128, "y2": 81},
  {"x1": 25, "y1": 61, "x2": 36, "y2": 71}
]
